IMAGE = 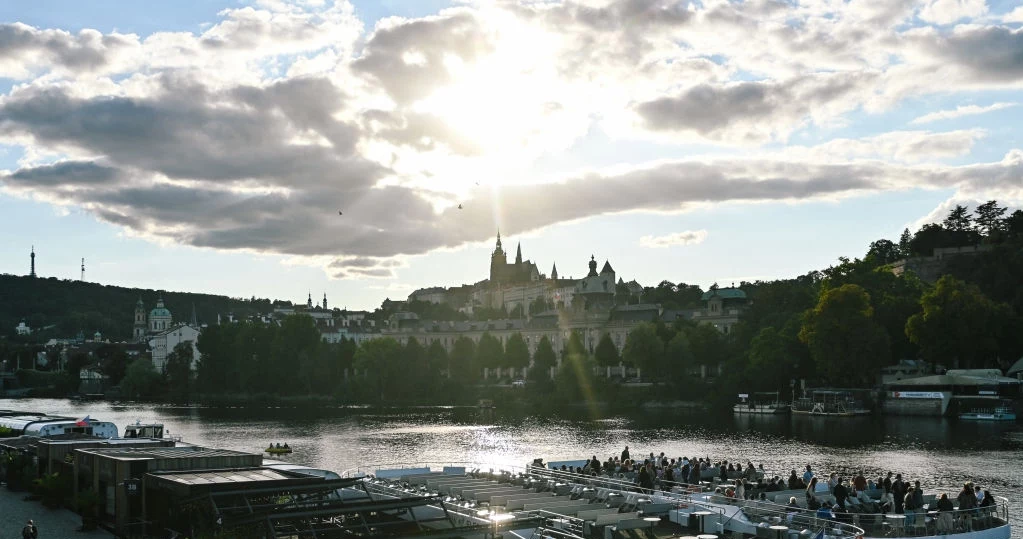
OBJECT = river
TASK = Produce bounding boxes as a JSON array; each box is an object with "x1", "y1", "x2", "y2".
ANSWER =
[{"x1": 3, "y1": 398, "x2": 1021, "y2": 537}]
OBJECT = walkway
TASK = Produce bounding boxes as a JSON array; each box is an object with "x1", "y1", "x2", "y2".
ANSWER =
[{"x1": 0, "y1": 487, "x2": 114, "y2": 538}]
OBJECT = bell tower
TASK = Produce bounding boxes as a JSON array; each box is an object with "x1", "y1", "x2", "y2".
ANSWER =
[
  {"x1": 133, "y1": 298, "x2": 147, "y2": 342},
  {"x1": 489, "y1": 230, "x2": 507, "y2": 282}
]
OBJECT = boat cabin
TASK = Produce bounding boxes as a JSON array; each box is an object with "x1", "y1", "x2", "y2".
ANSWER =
[{"x1": 123, "y1": 423, "x2": 165, "y2": 439}]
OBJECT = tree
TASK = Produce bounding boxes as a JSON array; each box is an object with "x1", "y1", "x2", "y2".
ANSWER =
[
  {"x1": 943, "y1": 204, "x2": 973, "y2": 232},
  {"x1": 426, "y1": 340, "x2": 449, "y2": 376},
  {"x1": 120, "y1": 358, "x2": 162, "y2": 399},
  {"x1": 898, "y1": 228, "x2": 912, "y2": 257},
  {"x1": 476, "y1": 333, "x2": 505, "y2": 371},
  {"x1": 528, "y1": 296, "x2": 551, "y2": 315},
  {"x1": 354, "y1": 338, "x2": 403, "y2": 401},
  {"x1": 622, "y1": 322, "x2": 665, "y2": 378},
  {"x1": 907, "y1": 223, "x2": 953, "y2": 256},
  {"x1": 504, "y1": 333, "x2": 530, "y2": 371},
  {"x1": 906, "y1": 275, "x2": 1014, "y2": 369},
  {"x1": 165, "y1": 341, "x2": 195, "y2": 399},
  {"x1": 747, "y1": 327, "x2": 798, "y2": 393},
  {"x1": 563, "y1": 331, "x2": 586, "y2": 364},
  {"x1": 664, "y1": 330, "x2": 695, "y2": 384},
  {"x1": 974, "y1": 200, "x2": 1007, "y2": 237},
  {"x1": 594, "y1": 333, "x2": 620, "y2": 367},
  {"x1": 865, "y1": 239, "x2": 901, "y2": 265},
  {"x1": 529, "y1": 336, "x2": 556, "y2": 381},
  {"x1": 449, "y1": 336, "x2": 477, "y2": 384},
  {"x1": 798, "y1": 284, "x2": 890, "y2": 386}
]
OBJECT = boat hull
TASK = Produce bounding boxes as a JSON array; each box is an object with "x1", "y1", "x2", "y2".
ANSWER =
[{"x1": 733, "y1": 405, "x2": 789, "y2": 414}]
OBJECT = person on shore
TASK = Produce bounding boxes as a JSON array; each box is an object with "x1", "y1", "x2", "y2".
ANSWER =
[{"x1": 22, "y1": 520, "x2": 38, "y2": 539}]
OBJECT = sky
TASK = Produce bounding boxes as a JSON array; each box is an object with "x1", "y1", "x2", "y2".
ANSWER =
[{"x1": 1, "y1": 0, "x2": 1022, "y2": 311}]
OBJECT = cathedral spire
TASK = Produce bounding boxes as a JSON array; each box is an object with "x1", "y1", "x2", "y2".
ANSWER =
[
  {"x1": 551, "y1": 262, "x2": 558, "y2": 280},
  {"x1": 307, "y1": 291, "x2": 313, "y2": 309},
  {"x1": 515, "y1": 242, "x2": 522, "y2": 264}
]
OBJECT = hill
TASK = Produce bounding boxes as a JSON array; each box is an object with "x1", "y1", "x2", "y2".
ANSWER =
[{"x1": 0, "y1": 274, "x2": 281, "y2": 342}]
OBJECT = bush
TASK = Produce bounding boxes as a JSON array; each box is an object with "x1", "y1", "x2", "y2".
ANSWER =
[{"x1": 33, "y1": 472, "x2": 71, "y2": 508}]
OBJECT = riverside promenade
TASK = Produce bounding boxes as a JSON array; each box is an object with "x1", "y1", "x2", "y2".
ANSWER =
[{"x1": 0, "y1": 488, "x2": 113, "y2": 538}]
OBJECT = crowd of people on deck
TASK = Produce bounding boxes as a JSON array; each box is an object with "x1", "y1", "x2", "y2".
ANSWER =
[{"x1": 538, "y1": 446, "x2": 999, "y2": 532}]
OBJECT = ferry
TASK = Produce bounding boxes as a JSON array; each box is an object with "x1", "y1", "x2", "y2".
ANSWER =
[
  {"x1": 792, "y1": 389, "x2": 871, "y2": 416},
  {"x1": 734, "y1": 392, "x2": 790, "y2": 415},
  {"x1": 340, "y1": 461, "x2": 1010, "y2": 539},
  {"x1": 0, "y1": 412, "x2": 118, "y2": 438}
]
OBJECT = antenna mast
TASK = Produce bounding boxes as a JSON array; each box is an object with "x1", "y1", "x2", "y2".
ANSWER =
[{"x1": 80, "y1": 258, "x2": 85, "y2": 281}]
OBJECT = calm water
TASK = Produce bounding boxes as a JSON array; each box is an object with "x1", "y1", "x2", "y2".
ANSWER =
[{"x1": 4, "y1": 399, "x2": 1021, "y2": 537}]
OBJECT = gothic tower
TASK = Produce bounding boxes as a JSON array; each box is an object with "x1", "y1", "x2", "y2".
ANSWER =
[
  {"x1": 489, "y1": 231, "x2": 507, "y2": 282},
  {"x1": 551, "y1": 263, "x2": 558, "y2": 280},
  {"x1": 133, "y1": 298, "x2": 147, "y2": 342},
  {"x1": 30, "y1": 246, "x2": 36, "y2": 278},
  {"x1": 307, "y1": 292, "x2": 313, "y2": 309},
  {"x1": 515, "y1": 242, "x2": 522, "y2": 265}
]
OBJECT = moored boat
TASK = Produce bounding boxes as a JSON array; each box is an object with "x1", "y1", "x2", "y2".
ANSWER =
[
  {"x1": 792, "y1": 388, "x2": 871, "y2": 416},
  {"x1": 734, "y1": 392, "x2": 790, "y2": 414}
]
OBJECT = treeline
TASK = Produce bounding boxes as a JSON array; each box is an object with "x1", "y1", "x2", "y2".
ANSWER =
[{"x1": 0, "y1": 274, "x2": 283, "y2": 342}]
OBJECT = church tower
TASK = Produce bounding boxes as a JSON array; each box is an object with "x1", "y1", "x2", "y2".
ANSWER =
[
  {"x1": 551, "y1": 263, "x2": 558, "y2": 280},
  {"x1": 307, "y1": 292, "x2": 313, "y2": 309},
  {"x1": 489, "y1": 231, "x2": 507, "y2": 282},
  {"x1": 515, "y1": 242, "x2": 522, "y2": 265},
  {"x1": 30, "y1": 246, "x2": 36, "y2": 278},
  {"x1": 323, "y1": 293, "x2": 328, "y2": 310},
  {"x1": 133, "y1": 297, "x2": 147, "y2": 342}
]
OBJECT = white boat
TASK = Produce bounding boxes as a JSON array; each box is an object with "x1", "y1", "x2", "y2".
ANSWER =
[
  {"x1": 734, "y1": 392, "x2": 790, "y2": 414},
  {"x1": 959, "y1": 406, "x2": 1017, "y2": 421},
  {"x1": 343, "y1": 462, "x2": 1010, "y2": 539},
  {"x1": 122, "y1": 421, "x2": 182, "y2": 441}
]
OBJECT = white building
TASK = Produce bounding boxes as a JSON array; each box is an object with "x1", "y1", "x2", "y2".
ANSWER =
[
  {"x1": 149, "y1": 324, "x2": 201, "y2": 372},
  {"x1": 15, "y1": 320, "x2": 31, "y2": 335}
]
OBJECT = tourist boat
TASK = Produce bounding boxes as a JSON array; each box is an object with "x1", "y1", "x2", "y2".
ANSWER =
[
  {"x1": 734, "y1": 392, "x2": 789, "y2": 414},
  {"x1": 792, "y1": 389, "x2": 871, "y2": 416},
  {"x1": 959, "y1": 402, "x2": 1017, "y2": 421},
  {"x1": 335, "y1": 461, "x2": 1010, "y2": 539},
  {"x1": 266, "y1": 444, "x2": 293, "y2": 455},
  {"x1": 0, "y1": 412, "x2": 118, "y2": 438}
]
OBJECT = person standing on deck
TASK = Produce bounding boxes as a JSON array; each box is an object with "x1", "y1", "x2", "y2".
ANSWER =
[
  {"x1": 802, "y1": 464, "x2": 814, "y2": 485},
  {"x1": 834, "y1": 477, "x2": 849, "y2": 508},
  {"x1": 893, "y1": 473, "x2": 907, "y2": 513},
  {"x1": 621, "y1": 445, "x2": 630, "y2": 462},
  {"x1": 853, "y1": 471, "x2": 867, "y2": 493}
]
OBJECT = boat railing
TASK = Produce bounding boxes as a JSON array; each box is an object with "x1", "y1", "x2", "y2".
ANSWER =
[
  {"x1": 706, "y1": 493, "x2": 1008, "y2": 537},
  {"x1": 527, "y1": 465, "x2": 709, "y2": 496}
]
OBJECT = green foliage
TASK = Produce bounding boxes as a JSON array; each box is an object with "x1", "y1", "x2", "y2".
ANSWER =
[
  {"x1": 799, "y1": 284, "x2": 890, "y2": 386},
  {"x1": 504, "y1": 333, "x2": 530, "y2": 369},
  {"x1": 641, "y1": 281, "x2": 704, "y2": 309},
  {"x1": 0, "y1": 426, "x2": 15, "y2": 438},
  {"x1": 354, "y1": 338, "x2": 404, "y2": 401},
  {"x1": 529, "y1": 336, "x2": 556, "y2": 382},
  {"x1": 476, "y1": 332, "x2": 504, "y2": 370},
  {"x1": 664, "y1": 330, "x2": 695, "y2": 384},
  {"x1": 622, "y1": 322, "x2": 664, "y2": 374},
  {"x1": 165, "y1": 341, "x2": 194, "y2": 399},
  {"x1": 449, "y1": 336, "x2": 478, "y2": 385},
  {"x1": 33, "y1": 472, "x2": 71, "y2": 508},
  {"x1": 120, "y1": 358, "x2": 162, "y2": 399},
  {"x1": 594, "y1": 333, "x2": 620, "y2": 367},
  {"x1": 906, "y1": 275, "x2": 1016, "y2": 369}
]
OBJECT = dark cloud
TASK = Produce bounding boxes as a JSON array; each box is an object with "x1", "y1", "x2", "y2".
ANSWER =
[
  {"x1": 2, "y1": 160, "x2": 123, "y2": 188},
  {"x1": 0, "y1": 23, "x2": 135, "y2": 76},
  {"x1": 635, "y1": 73, "x2": 872, "y2": 141},
  {"x1": 917, "y1": 26, "x2": 1023, "y2": 82},
  {"x1": 353, "y1": 10, "x2": 495, "y2": 105}
]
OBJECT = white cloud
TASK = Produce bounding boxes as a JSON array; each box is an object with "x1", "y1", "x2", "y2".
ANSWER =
[
  {"x1": 1006, "y1": 6, "x2": 1023, "y2": 23},
  {"x1": 910, "y1": 102, "x2": 1017, "y2": 124},
  {"x1": 639, "y1": 230, "x2": 708, "y2": 248},
  {"x1": 918, "y1": 0, "x2": 988, "y2": 25}
]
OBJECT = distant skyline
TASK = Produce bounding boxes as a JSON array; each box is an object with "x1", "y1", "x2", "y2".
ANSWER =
[{"x1": 1, "y1": 0, "x2": 1022, "y2": 310}]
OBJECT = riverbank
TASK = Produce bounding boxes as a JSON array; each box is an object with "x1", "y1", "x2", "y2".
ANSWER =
[{"x1": 0, "y1": 487, "x2": 113, "y2": 538}]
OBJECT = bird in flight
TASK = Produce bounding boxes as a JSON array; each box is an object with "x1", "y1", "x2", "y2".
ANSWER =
[
  {"x1": 338, "y1": 210, "x2": 343, "y2": 215},
  {"x1": 458, "y1": 204, "x2": 463, "y2": 210}
]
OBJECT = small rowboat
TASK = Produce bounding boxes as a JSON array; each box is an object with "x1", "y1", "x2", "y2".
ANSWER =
[{"x1": 265, "y1": 446, "x2": 293, "y2": 455}]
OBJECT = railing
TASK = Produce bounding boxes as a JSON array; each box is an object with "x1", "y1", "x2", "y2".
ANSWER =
[{"x1": 708, "y1": 493, "x2": 1008, "y2": 537}]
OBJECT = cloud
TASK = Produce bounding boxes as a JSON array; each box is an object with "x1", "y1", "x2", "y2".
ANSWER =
[
  {"x1": 1006, "y1": 6, "x2": 1023, "y2": 23},
  {"x1": 918, "y1": 0, "x2": 987, "y2": 25},
  {"x1": 783, "y1": 129, "x2": 985, "y2": 162},
  {"x1": 639, "y1": 230, "x2": 708, "y2": 248},
  {"x1": 634, "y1": 73, "x2": 875, "y2": 143},
  {"x1": 328, "y1": 256, "x2": 406, "y2": 279},
  {"x1": 910, "y1": 103, "x2": 1017, "y2": 124},
  {"x1": 0, "y1": 23, "x2": 138, "y2": 79}
]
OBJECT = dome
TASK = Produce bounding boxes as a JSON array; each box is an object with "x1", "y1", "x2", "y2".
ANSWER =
[{"x1": 150, "y1": 307, "x2": 172, "y2": 317}]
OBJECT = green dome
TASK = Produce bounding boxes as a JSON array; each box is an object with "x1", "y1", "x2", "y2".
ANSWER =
[{"x1": 150, "y1": 307, "x2": 172, "y2": 317}]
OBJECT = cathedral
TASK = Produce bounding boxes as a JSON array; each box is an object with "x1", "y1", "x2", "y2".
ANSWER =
[
  {"x1": 133, "y1": 296, "x2": 174, "y2": 343},
  {"x1": 489, "y1": 231, "x2": 540, "y2": 284}
]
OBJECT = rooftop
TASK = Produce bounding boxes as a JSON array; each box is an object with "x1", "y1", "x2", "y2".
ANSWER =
[{"x1": 76, "y1": 445, "x2": 260, "y2": 462}]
